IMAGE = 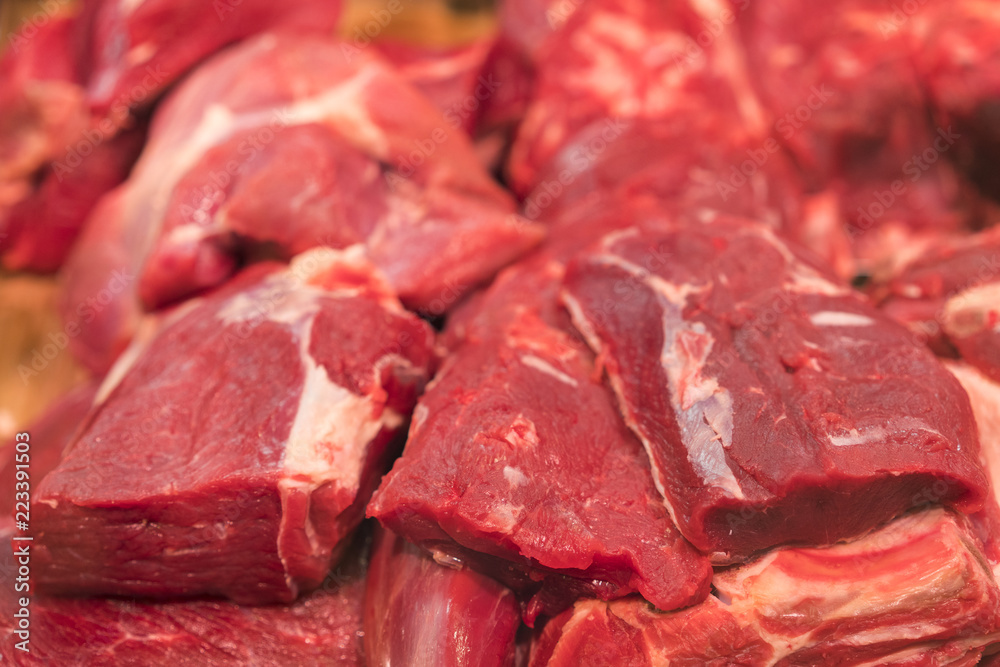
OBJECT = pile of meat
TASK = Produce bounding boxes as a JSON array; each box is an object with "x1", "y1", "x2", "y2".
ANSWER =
[{"x1": 4, "y1": 0, "x2": 1000, "y2": 664}]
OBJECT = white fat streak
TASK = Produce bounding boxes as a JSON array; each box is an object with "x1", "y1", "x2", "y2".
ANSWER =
[
  {"x1": 828, "y1": 417, "x2": 945, "y2": 448},
  {"x1": 216, "y1": 283, "x2": 323, "y2": 328},
  {"x1": 520, "y1": 354, "x2": 579, "y2": 387},
  {"x1": 943, "y1": 282, "x2": 1000, "y2": 338},
  {"x1": 563, "y1": 290, "x2": 686, "y2": 529},
  {"x1": 120, "y1": 0, "x2": 147, "y2": 14},
  {"x1": 809, "y1": 311, "x2": 876, "y2": 327},
  {"x1": 578, "y1": 252, "x2": 743, "y2": 500},
  {"x1": 503, "y1": 466, "x2": 529, "y2": 487},
  {"x1": 277, "y1": 308, "x2": 402, "y2": 579},
  {"x1": 125, "y1": 63, "x2": 387, "y2": 263},
  {"x1": 754, "y1": 227, "x2": 850, "y2": 297},
  {"x1": 718, "y1": 509, "x2": 979, "y2": 663}
]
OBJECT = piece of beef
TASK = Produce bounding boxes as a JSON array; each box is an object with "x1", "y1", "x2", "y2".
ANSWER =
[
  {"x1": 0, "y1": 13, "x2": 144, "y2": 272},
  {"x1": 736, "y1": 0, "x2": 979, "y2": 271},
  {"x1": 506, "y1": 0, "x2": 768, "y2": 201},
  {"x1": 80, "y1": 0, "x2": 344, "y2": 119},
  {"x1": 1, "y1": 382, "x2": 98, "y2": 532},
  {"x1": 912, "y1": 0, "x2": 1000, "y2": 201},
  {"x1": 531, "y1": 508, "x2": 1000, "y2": 666},
  {"x1": 364, "y1": 527, "x2": 521, "y2": 667},
  {"x1": 1, "y1": 528, "x2": 368, "y2": 666},
  {"x1": 374, "y1": 39, "x2": 496, "y2": 136},
  {"x1": 370, "y1": 208, "x2": 713, "y2": 623},
  {"x1": 946, "y1": 362, "x2": 1000, "y2": 567},
  {"x1": 61, "y1": 31, "x2": 542, "y2": 374},
  {"x1": 561, "y1": 218, "x2": 988, "y2": 561},
  {"x1": 877, "y1": 227, "x2": 1000, "y2": 381},
  {"x1": 34, "y1": 248, "x2": 435, "y2": 603}
]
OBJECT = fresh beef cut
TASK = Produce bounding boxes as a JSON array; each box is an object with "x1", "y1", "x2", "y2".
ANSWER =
[
  {"x1": 79, "y1": 0, "x2": 344, "y2": 118},
  {"x1": 1, "y1": 528, "x2": 368, "y2": 666},
  {"x1": 877, "y1": 227, "x2": 1000, "y2": 383},
  {"x1": 506, "y1": 0, "x2": 769, "y2": 201},
  {"x1": 736, "y1": 0, "x2": 979, "y2": 269},
  {"x1": 33, "y1": 248, "x2": 435, "y2": 603},
  {"x1": 369, "y1": 208, "x2": 713, "y2": 623},
  {"x1": 946, "y1": 361, "x2": 1000, "y2": 568},
  {"x1": 61, "y1": 31, "x2": 542, "y2": 374},
  {"x1": 561, "y1": 218, "x2": 988, "y2": 561},
  {"x1": 364, "y1": 527, "x2": 521, "y2": 667},
  {"x1": 530, "y1": 508, "x2": 1000, "y2": 666},
  {"x1": 912, "y1": 0, "x2": 1000, "y2": 201},
  {"x1": 0, "y1": 14, "x2": 144, "y2": 272}
]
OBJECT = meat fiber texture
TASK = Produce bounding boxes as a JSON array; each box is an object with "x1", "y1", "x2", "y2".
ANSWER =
[
  {"x1": 369, "y1": 205, "x2": 713, "y2": 625},
  {"x1": 0, "y1": 382, "x2": 98, "y2": 532},
  {"x1": 1, "y1": 528, "x2": 368, "y2": 666},
  {"x1": 60, "y1": 31, "x2": 543, "y2": 375},
  {"x1": 33, "y1": 248, "x2": 435, "y2": 604},
  {"x1": 0, "y1": 13, "x2": 145, "y2": 272},
  {"x1": 736, "y1": 0, "x2": 987, "y2": 269},
  {"x1": 529, "y1": 507, "x2": 1000, "y2": 667},
  {"x1": 877, "y1": 227, "x2": 1000, "y2": 383},
  {"x1": 364, "y1": 527, "x2": 521, "y2": 667},
  {"x1": 561, "y1": 217, "x2": 988, "y2": 562}
]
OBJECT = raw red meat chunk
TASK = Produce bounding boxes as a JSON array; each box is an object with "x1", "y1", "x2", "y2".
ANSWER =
[
  {"x1": 79, "y1": 0, "x2": 344, "y2": 117},
  {"x1": 561, "y1": 218, "x2": 988, "y2": 561},
  {"x1": 364, "y1": 527, "x2": 521, "y2": 667},
  {"x1": 912, "y1": 0, "x2": 1000, "y2": 200},
  {"x1": 736, "y1": 0, "x2": 980, "y2": 269},
  {"x1": 33, "y1": 248, "x2": 435, "y2": 603},
  {"x1": 531, "y1": 508, "x2": 1000, "y2": 666},
  {"x1": 0, "y1": 14, "x2": 144, "y2": 272},
  {"x1": 61, "y1": 31, "x2": 541, "y2": 373},
  {"x1": 1, "y1": 529, "x2": 367, "y2": 666},
  {"x1": 369, "y1": 225, "x2": 713, "y2": 623},
  {"x1": 877, "y1": 227, "x2": 1000, "y2": 382},
  {"x1": 946, "y1": 361, "x2": 1000, "y2": 567}
]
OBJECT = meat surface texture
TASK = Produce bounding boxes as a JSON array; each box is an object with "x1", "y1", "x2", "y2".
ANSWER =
[
  {"x1": 369, "y1": 214, "x2": 713, "y2": 623},
  {"x1": 531, "y1": 508, "x2": 1000, "y2": 666},
  {"x1": 877, "y1": 227, "x2": 1000, "y2": 382},
  {"x1": 61, "y1": 31, "x2": 541, "y2": 374},
  {"x1": 1, "y1": 529, "x2": 367, "y2": 666},
  {"x1": 561, "y1": 218, "x2": 987, "y2": 561},
  {"x1": 364, "y1": 527, "x2": 521, "y2": 667},
  {"x1": 33, "y1": 248, "x2": 435, "y2": 603}
]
